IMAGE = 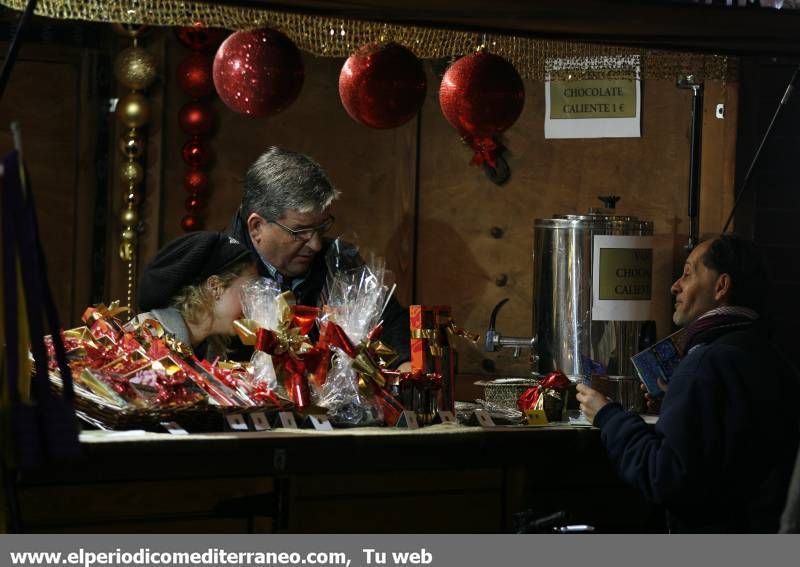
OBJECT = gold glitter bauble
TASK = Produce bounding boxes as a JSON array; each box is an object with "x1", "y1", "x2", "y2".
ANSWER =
[
  {"x1": 114, "y1": 46, "x2": 157, "y2": 90},
  {"x1": 119, "y1": 132, "x2": 145, "y2": 158},
  {"x1": 121, "y1": 228, "x2": 137, "y2": 242},
  {"x1": 116, "y1": 93, "x2": 151, "y2": 128},
  {"x1": 120, "y1": 161, "x2": 144, "y2": 186},
  {"x1": 120, "y1": 208, "x2": 139, "y2": 227}
]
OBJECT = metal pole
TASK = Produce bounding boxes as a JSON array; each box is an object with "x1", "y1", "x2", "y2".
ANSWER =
[{"x1": 0, "y1": 0, "x2": 39, "y2": 100}]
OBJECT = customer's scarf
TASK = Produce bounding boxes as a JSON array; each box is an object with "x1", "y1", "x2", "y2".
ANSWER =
[{"x1": 684, "y1": 305, "x2": 759, "y2": 353}]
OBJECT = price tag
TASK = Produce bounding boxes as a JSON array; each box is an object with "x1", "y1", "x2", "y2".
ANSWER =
[
  {"x1": 473, "y1": 409, "x2": 496, "y2": 428},
  {"x1": 526, "y1": 409, "x2": 549, "y2": 426},
  {"x1": 278, "y1": 411, "x2": 298, "y2": 429},
  {"x1": 249, "y1": 411, "x2": 271, "y2": 431},
  {"x1": 438, "y1": 410, "x2": 457, "y2": 424},
  {"x1": 225, "y1": 413, "x2": 249, "y2": 431},
  {"x1": 160, "y1": 421, "x2": 189, "y2": 435},
  {"x1": 396, "y1": 410, "x2": 419, "y2": 429},
  {"x1": 308, "y1": 414, "x2": 334, "y2": 431}
]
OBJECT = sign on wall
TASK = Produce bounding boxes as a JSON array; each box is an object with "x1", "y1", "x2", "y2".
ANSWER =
[{"x1": 545, "y1": 56, "x2": 641, "y2": 139}]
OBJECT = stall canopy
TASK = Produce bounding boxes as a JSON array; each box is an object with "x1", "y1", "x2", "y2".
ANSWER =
[
  {"x1": 210, "y1": 0, "x2": 800, "y2": 55},
  {"x1": 3, "y1": 0, "x2": 800, "y2": 56}
]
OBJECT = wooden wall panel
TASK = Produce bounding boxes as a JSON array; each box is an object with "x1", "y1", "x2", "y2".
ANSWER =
[
  {"x1": 416, "y1": 74, "x2": 737, "y2": 375},
  {"x1": 0, "y1": 46, "x2": 95, "y2": 327}
]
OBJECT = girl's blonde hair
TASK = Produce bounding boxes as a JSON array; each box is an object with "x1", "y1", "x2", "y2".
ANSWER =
[{"x1": 170, "y1": 258, "x2": 253, "y2": 358}]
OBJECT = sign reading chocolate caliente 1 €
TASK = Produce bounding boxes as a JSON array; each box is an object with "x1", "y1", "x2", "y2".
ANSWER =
[
  {"x1": 549, "y1": 79, "x2": 636, "y2": 119},
  {"x1": 544, "y1": 56, "x2": 641, "y2": 139}
]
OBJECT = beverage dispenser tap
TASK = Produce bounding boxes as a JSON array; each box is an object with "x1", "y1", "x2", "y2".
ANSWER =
[{"x1": 485, "y1": 298, "x2": 538, "y2": 367}]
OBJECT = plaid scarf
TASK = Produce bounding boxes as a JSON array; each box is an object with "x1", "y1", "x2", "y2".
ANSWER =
[{"x1": 684, "y1": 306, "x2": 759, "y2": 352}]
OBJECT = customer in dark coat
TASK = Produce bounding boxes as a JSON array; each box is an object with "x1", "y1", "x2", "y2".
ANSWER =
[
  {"x1": 577, "y1": 235, "x2": 800, "y2": 532},
  {"x1": 225, "y1": 147, "x2": 411, "y2": 368}
]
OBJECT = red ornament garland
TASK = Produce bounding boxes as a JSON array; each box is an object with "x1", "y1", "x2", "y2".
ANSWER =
[
  {"x1": 439, "y1": 49, "x2": 525, "y2": 167},
  {"x1": 339, "y1": 42, "x2": 427, "y2": 129},
  {"x1": 212, "y1": 27, "x2": 304, "y2": 117},
  {"x1": 176, "y1": 24, "x2": 226, "y2": 232}
]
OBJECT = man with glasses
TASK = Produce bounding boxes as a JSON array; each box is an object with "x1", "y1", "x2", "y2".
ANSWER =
[{"x1": 226, "y1": 147, "x2": 411, "y2": 368}]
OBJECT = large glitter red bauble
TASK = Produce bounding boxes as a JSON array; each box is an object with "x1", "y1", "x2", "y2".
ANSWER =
[
  {"x1": 184, "y1": 169, "x2": 208, "y2": 193},
  {"x1": 182, "y1": 138, "x2": 211, "y2": 167},
  {"x1": 176, "y1": 26, "x2": 228, "y2": 53},
  {"x1": 212, "y1": 28, "x2": 304, "y2": 117},
  {"x1": 178, "y1": 101, "x2": 215, "y2": 136},
  {"x1": 339, "y1": 42, "x2": 426, "y2": 129},
  {"x1": 181, "y1": 214, "x2": 200, "y2": 231},
  {"x1": 177, "y1": 52, "x2": 215, "y2": 99},
  {"x1": 439, "y1": 50, "x2": 525, "y2": 138}
]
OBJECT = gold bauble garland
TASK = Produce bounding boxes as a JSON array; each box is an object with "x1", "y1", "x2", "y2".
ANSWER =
[
  {"x1": 113, "y1": 46, "x2": 158, "y2": 90},
  {"x1": 116, "y1": 93, "x2": 151, "y2": 128},
  {"x1": 112, "y1": 24, "x2": 154, "y2": 310}
]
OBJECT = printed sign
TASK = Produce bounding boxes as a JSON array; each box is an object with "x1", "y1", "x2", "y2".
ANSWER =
[
  {"x1": 249, "y1": 411, "x2": 271, "y2": 431},
  {"x1": 278, "y1": 411, "x2": 298, "y2": 429},
  {"x1": 549, "y1": 79, "x2": 636, "y2": 119},
  {"x1": 474, "y1": 409, "x2": 496, "y2": 428},
  {"x1": 225, "y1": 413, "x2": 249, "y2": 432},
  {"x1": 545, "y1": 56, "x2": 641, "y2": 139},
  {"x1": 592, "y1": 235, "x2": 654, "y2": 321},
  {"x1": 598, "y1": 248, "x2": 653, "y2": 301},
  {"x1": 308, "y1": 414, "x2": 334, "y2": 431}
]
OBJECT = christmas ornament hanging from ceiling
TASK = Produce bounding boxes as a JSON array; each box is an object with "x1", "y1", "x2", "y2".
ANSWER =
[
  {"x1": 177, "y1": 25, "x2": 228, "y2": 53},
  {"x1": 212, "y1": 27, "x2": 305, "y2": 117},
  {"x1": 176, "y1": 24, "x2": 225, "y2": 232},
  {"x1": 339, "y1": 42, "x2": 427, "y2": 129},
  {"x1": 177, "y1": 52, "x2": 216, "y2": 99},
  {"x1": 112, "y1": 23, "x2": 155, "y2": 308},
  {"x1": 439, "y1": 48, "x2": 524, "y2": 173}
]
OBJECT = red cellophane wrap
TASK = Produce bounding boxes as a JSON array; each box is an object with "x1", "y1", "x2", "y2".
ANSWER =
[
  {"x1": 46, "y1": 302, "x2": 209, "y2": 415},
  {"x1": 517, "y1": 371, "x2": 571, "y2": 420}
]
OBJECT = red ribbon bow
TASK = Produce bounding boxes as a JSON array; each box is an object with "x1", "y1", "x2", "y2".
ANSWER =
[{"x1": 467, "y1": 137, "x2": 499, "y2": 168}]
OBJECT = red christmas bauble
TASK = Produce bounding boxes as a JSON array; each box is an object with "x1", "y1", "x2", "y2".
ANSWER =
[
  {"x1": 212, "y1": 28, "x2": 304, "y2": 117},
  {"x1": 339, "y1": 42, "x2": 427, "y2": 129},
  {"x1": 178, "y1": 101, "x2": 215, "y2": 136},
  {"x1": 176, "y1": 25, "x2": 228, "y2": 53},
  {"x1": 181, "y1": 213, "x2": 200, "y2": 231},
  {"x1": 184, "y1": 169, "x2": 208, "y2": 193},
  {"x1": 182, "y1": 138, "x2": 211, "y2": 167},
  {"x1": 185, "y1": 194, "x2": 202, "y2": 212},
  {"x1": 439, "y1": 50, "x2": 525, "y2": 138},
  {"x1": 177, "y1": 52, "x2": 215, "y2": 99}
]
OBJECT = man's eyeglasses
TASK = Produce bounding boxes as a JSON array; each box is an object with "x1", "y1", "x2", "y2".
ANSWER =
[{"x1": 270, "y1": 216, "x2": 335, "y2": 242}]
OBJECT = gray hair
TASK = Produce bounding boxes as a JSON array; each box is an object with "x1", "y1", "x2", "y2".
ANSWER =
[{"x1": 241, "y1": 147, "x2": 339, "y2": 220}]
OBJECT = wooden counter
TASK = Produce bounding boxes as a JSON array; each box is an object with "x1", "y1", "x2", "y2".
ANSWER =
[{"x1": 10, "y1": 424, "x2": 664, "y2": 533}]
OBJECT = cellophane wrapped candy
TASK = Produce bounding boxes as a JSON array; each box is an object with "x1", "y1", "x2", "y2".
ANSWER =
[
  {"x1": 240, "y1": 277, "x2": 281, "y2": 391},
  {"x1": 316, "y1": 247, "x2": 393, "y2": 426}
]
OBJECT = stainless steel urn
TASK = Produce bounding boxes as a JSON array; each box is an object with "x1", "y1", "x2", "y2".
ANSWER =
[{"x1": 533, "y1": 211, "x2": 655, "y2": 380}]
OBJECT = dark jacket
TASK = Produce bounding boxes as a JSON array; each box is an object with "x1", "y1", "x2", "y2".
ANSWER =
[
  {"x1": 594, "y1": 321, "x2": 800, "y2": 533},
  {"x1": 225, "y1": 209, "x2": 411, "y2": 365}
]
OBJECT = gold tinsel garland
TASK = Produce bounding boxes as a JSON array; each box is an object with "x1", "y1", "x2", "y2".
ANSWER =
[{"x1": 1, "y1": 0, "x2": 734, "y2": 82}]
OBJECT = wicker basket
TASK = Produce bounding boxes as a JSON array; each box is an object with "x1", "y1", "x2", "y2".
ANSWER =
[
  {"x1": 52, "y1": 376, "x2": 280, "y2": 432},
  {"x1": 474, "y1": 378, "x2": 538, "y2": 409},
  {"x1": 475, "y1": 377, "x2": 569, "y2": 422}
]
